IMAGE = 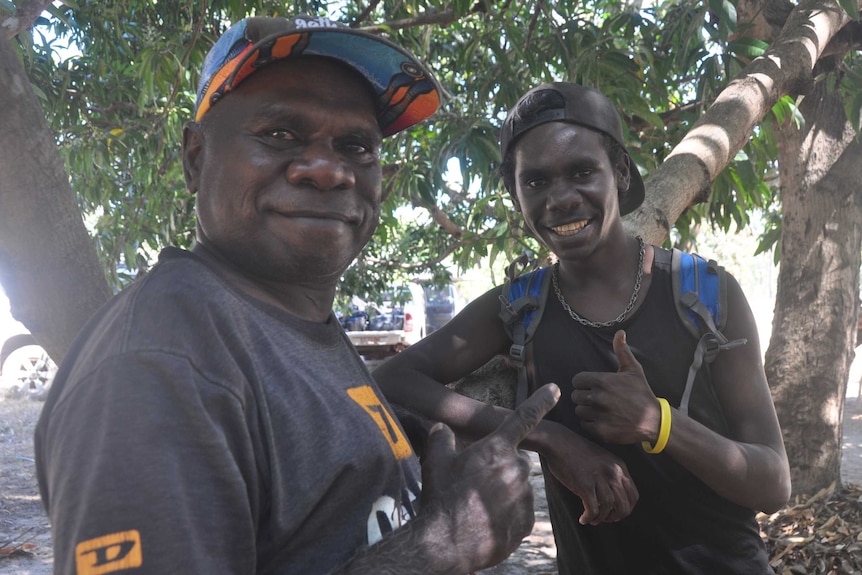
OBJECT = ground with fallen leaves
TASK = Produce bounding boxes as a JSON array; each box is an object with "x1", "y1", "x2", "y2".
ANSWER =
[
  {"x1": 2, "y1": 396, "x2": 861, "y2": 575},
  {"x1": 761, "y1": 482, "x2": 862, "y2": 575}
]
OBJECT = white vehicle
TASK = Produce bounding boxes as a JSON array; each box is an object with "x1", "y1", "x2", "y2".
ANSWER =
[
  {"x1": 0, "y1": 289, "x2": 57, "y2": 399},
  {"x1": 344, "y1": 283, "x2": 426, "y2": 360}
]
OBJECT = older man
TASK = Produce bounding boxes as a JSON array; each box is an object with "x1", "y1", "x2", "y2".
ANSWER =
[{"x1": 35, "y1": 16, "x2": 558, "y2": 575}]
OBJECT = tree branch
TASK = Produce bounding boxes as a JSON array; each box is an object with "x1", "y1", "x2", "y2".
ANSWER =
[
  {"x1": 2, "y1": 0, "x2": 53, "y2": 39},
  {"x1": 357, "y1": 9, "x2": 457, "y2": 33},
  {"x1": 625, "y1": 0, "x2": 857, "y2": 245},
  {"x1": 526, "y1": 0, "x2": 545, "y2": 50},
  {"x1": 445, "y1": 186, "x2": 499, "y2": 221},
  {"x1": 350, "y1": 0, "x2": 384, "y2": 27},
  {"x1": 734, "y1": 0, "x2": 794, "y2": 44},
  {"x1": 821, "y1": 20, "x2": 862, "y2": 57},
  {"x1": 409, "y1": 193, "x2": 464, "y2": 239},
  {"x1": 366, "y1": 242, "x2": 463, "y2": 271}
]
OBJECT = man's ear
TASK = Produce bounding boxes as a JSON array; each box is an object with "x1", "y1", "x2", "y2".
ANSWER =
[
  {"x1": 182, "y1": 121, "x2": 205, "y2": 195},
  {"x1": 616, "y1": 155, "x2": 632, "y2": 196},
  {"x1": 506, "y1": 188, "x2": 522, "y2": 213}
]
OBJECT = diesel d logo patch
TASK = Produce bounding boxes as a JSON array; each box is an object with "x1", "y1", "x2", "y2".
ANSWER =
[{"x1": 75, "y1": 530, "x2": 142, "y2": 575}]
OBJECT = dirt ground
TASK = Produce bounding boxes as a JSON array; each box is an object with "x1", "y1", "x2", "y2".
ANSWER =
[
  {"x1": 0, "y1": 397, "x2": 52, "y2": 574},
  {"x1": 2, "y1": 395, "x2": 861, "y2": 575}
]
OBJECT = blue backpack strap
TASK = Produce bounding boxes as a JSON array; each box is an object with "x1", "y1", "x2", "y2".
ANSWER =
[
  {"x1": 671, "y1": 249, "x2": 746, "y2": 415},
  {"x1": 499, "y1": 256, "x2": 552, "y2": 406}
]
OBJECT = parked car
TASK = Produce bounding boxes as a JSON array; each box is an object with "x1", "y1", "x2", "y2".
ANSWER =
[
  {"x1": 343, "y1": 283, "x2": 427, "y2": 359},
  {"x1": 340, "y1": 309, "x2": 369, "y2": 332},
  {"x1": 424, "y1": 283, "x2": 464, "y2": 335},
  {"x1": 364, "y1": 283, "x2": 427, "y2": 341},
  {"x1": 368, "y1": 307, "x2": 404, "y2": 331}
]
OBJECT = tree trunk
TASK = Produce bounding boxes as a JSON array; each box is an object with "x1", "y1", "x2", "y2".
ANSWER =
[
  {"x1": 0, "y1": 34, "x2": 111, "y2": 363},
  {"x1": 765, "y1": 80, "x2": 862, "y2": 495}
]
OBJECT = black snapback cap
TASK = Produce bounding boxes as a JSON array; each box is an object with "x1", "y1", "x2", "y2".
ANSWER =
[{"x1": 500, "y1": 82, "x2": 644, "y2": 215}]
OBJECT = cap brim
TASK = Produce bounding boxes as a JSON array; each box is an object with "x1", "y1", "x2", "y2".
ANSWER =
[
  {"x1": 196, "y1": 26, "x2": 440, "y2": 137},
  {"x1": 288, "y1": 29, "x2": 441, "y2": 136}
]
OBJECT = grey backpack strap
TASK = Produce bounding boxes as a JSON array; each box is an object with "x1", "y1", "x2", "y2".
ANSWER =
[{"x1": 672, "y1": 250, "x2": 746, "y2": 415}]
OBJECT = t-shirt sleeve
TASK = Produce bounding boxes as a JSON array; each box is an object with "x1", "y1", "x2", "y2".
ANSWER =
[{"x1": 38, "y1": 351, "x2": 261, "y2": 575}]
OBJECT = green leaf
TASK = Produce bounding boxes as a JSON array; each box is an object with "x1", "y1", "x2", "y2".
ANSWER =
[
  {"x1": 727, "y1": 37, "x2": 769, "y2": 59},
  {"x1": 837, "y1": 0, "x2": 860, "y2": 20}
]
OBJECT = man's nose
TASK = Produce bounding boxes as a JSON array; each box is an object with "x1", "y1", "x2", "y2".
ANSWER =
[
  {"x1": 546, "y1": 182, "x2": 581, "y2": 211},
  {"x1": 286, "y1": 144, "x2": 355, "y2": 190}
]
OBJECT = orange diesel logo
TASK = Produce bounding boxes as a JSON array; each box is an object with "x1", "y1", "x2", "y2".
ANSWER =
[{"x1": 75, "y1": 530, "x2": 142, "y2": 575}]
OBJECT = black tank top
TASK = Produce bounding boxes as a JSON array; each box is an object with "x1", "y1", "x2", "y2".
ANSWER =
[{"x1": 531, "y1": 247, "x2": 771, "y2": 575}]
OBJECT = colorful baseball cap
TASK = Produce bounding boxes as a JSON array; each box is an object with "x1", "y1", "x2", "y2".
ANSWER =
[
  {"x1": 195, "y1": 15, "x2": 441, "y2": 137},
  {"x1": 500, "y1": 82, "x2": 645, "y2": 215}
]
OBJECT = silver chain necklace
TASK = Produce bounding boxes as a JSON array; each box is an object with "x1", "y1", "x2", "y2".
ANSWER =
[{"x1": 551, "y1": 236, "x2": 645, "y2": 328}]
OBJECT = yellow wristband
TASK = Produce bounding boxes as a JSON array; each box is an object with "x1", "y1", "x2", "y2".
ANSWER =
[{"x1": 641, "y1": 397, "x2": 671, "y2": 454}]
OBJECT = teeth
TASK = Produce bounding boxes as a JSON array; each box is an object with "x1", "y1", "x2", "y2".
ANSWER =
[{"x1": 552, "y1": 221, "x2": 587, "y2": 236}]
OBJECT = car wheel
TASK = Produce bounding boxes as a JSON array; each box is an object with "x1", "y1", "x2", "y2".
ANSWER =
[{"x1": 0, "y1": 344, "x2": 57, "y2": 400}]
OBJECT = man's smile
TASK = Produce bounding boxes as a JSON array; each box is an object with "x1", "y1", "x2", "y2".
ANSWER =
[
  {"x1": 271, "y1": 208, "x2": 359, "y2": 224},
  {"x1": 551, "y1": 220, "x2": 588, "y2": 236}
]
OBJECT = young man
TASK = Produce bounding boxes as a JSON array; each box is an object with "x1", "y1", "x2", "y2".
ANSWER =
[
  {"x1": 34, "y1": 16, "x2": 560, "y2": 575},
  {"x1": 375, "y1": 82, "x2": 791, "y2": 574}
]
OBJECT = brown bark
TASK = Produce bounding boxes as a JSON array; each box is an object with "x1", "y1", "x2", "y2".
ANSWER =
[
  {"x1": 765, "y1": 81, "x2": 862, "y2": 495},
  {"x1": 0, "y1": 34, "x2": 111, "y2": 363},
  {"x1": 735, "y1": 0, "x2": 794, "y2": 43},
  {"x1": 1, "y1": 0, "x2": 54, "y2": 39}
]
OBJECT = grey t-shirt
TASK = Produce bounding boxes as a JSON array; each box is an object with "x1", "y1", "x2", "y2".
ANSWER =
[{"x1": 36, "y1": 247, "x2": 422, "y2": 575}]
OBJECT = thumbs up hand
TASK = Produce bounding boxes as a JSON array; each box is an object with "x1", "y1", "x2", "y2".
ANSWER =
[
  {"x1": 571, "y1": 330, "x2": 662, "y2": 445},
  {"x1": 611, "y1": 329, "x2": 644, "y2": 378}
]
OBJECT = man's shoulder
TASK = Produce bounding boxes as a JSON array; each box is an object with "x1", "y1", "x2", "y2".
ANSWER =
[
  {"x1": 116, "y1": 247, "x2": 237, "y2": 315},
  {"x1": 70, "y1": 248, "x2": 236, "y2": 356},
  {"x1": 137, "y1": 247, "x2": 219, "y2": 294},
  {"x1": 47, "y1": 248, "x2": 265, "y2": 404}
]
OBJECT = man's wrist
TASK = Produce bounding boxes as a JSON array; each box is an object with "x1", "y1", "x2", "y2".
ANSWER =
[{"x1": 523, "y1": 419, "x2": 573, "y2": 458}]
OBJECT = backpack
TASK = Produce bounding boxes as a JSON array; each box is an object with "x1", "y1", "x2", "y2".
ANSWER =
[{"x1": 497, "y1": 248, "x2": 747, "y2": 411}]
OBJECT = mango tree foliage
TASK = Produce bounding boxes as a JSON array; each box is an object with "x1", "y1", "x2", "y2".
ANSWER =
[
  {"x1": 2, "y1": 0, "x2": 860, "y2": 339},
  {"x1": 4, "y1": 0, "x2": 780, "y2": 299}
]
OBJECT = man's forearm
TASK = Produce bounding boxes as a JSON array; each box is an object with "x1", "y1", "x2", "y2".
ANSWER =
[{"x1": 334, "y1": 505, "x2": 472, "y2": 575}]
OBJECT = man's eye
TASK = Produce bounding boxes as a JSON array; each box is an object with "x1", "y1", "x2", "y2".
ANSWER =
[
  {"x1": 526, "y1": 178, "x2": 546, "y2": 188},
  {"x1": 267, "y1": 129, "x2": 296, "y2": 141},
  {"x1": 341, "y1": 141, "x2": 378, "y2": 157},
  {"x1": 344, "y1": 143, "x2": 370, "y2": 154},
  {"x1": 573, "y1": 169, "x2": 593, "y2": 178}
]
